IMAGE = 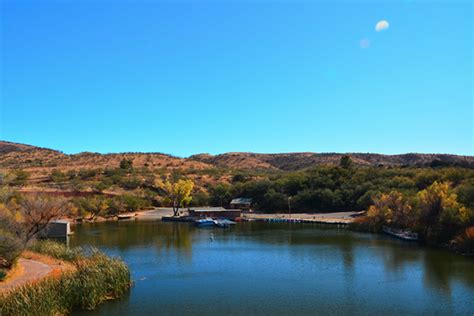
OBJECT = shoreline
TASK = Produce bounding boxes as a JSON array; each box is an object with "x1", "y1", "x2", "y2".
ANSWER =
[
  {"x1": 68, "y1": 208, "x2": 359, "y2": 225},
  {"x1": 65, "y1": 207, "x2": 361, "y2": 225}
]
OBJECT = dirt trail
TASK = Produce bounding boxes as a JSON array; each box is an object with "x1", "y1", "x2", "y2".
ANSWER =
[{"x1": 0, "y1": 258, "x2": 52, "y2": 292}]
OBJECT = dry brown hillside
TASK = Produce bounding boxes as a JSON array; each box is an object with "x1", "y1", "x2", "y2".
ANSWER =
[
  {"x1": 189, "y1": 152, "x2": 474, "y2": 170},
  {"x1": 0, "y1": 141, "x2": 212, "y2": 178},
  {"x1": 1, "y1": 141, "x2": 473, "y2": 176}
]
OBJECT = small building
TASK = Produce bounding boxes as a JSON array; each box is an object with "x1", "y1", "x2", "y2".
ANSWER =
[
  {"x1": 41, "y1": 220, "x2": 72, "y2": 238},
  {"x1": 188, "y1": 207, "x2": 242, "y2": 220},
  {"x1": 230, "y1": 198, "x2": 252, "y2": 211}
]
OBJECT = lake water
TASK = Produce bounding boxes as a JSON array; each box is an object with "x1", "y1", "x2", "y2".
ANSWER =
[{"x1": 71, "y1": 220, "x2": 474, "y2": 315}]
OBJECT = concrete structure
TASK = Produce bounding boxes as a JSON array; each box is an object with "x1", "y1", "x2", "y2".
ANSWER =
[
  {"x1": 188, "y1": 207, "x2": 242, "y2": 220},
  {"x1": 41, "y1": 220, "x2": 72, "y2": 238}
]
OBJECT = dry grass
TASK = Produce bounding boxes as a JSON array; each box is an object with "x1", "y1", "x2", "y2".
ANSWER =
[
  {"x1": 1, "y1": 262, "x2": 24, "y2": 284},
  {"x1": 21, "y1": 251, "x2": 75, "y2": 274}
]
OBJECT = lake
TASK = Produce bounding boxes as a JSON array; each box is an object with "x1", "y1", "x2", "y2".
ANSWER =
[{"x1": 71, "y1": 220, "x2": 474, "y2": 315}]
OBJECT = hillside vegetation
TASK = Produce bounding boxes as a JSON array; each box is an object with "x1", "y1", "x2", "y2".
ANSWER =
[{"x1": 1, "y1": 140, "x2": 473, "y2": 253}]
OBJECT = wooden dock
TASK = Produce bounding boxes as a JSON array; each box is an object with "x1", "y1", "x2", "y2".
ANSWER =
[{"x1": 242, "y1": 212, "x2": 358, "y2": 226}]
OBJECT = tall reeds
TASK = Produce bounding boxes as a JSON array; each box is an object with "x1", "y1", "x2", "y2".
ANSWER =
[{"x1": 0, "y1": 241, "x2": 131, "y2": 315}]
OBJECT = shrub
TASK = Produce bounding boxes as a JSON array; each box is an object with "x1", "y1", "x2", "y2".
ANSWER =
[
  {"x1": 28, "y1": 240, "x2": 83, "y2": 262},
  {"x1": 0, "y1": 231, "x2": 23, "y2": 269},
  {"x1": 450, "y1": 226, "x2": 474, "y2": 255},
  {"x1": 0, "y1": 269, "x2": 6, "y2": 281}
]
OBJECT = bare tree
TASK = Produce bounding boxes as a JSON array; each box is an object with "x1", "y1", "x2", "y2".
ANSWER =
[{"x1": 18, "y1": 194, "x2": 69, "y2": 244}]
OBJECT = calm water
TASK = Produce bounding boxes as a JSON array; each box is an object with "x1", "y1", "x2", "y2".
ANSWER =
[{"x1": 71, "y1": 220, "x2": 474, "y2": 315}]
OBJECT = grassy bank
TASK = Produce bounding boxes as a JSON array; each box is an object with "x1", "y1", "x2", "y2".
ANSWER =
[{"x1": 0, "y1": 241, "x2": 131, "y2": 315}]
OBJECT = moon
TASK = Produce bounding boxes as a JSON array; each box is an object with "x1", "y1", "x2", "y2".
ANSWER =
[{"x1": 375, "y1": 20, "x2": 389, "y2": 32}]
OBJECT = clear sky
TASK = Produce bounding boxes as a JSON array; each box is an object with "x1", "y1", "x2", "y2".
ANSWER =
[{"x1": 1, "y1": 0, "x2": 472, "y2": 156}]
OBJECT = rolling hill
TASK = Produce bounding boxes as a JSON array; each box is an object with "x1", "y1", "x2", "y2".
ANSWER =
[{"x1": 1, "y1": 140, "x2": 473, "y2": 174}]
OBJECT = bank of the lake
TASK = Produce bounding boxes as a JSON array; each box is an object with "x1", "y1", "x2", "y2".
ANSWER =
[
  {"x1": 71, "y1": 220, "x2": 474, "y2": 315},
  {"x1": 0, "y1": 241, "x2": 131, "y2": 316}
]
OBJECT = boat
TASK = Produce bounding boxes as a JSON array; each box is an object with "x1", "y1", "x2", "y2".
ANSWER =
[
  {"x1": 117, "y1": 214, "x2": 134, "y2": 220},
  {"x1": 194, "y1": 218, "x2": 216, "y2": 227},
  {"x1": 383, "y1": 226, "x2": 419, "y2": 241},
  {"x1": 162, "y1": 216, "x2": 194, "y2": 222},
  {"x1": 213, "y1": 219, "x2": 236, "y2": 228}
]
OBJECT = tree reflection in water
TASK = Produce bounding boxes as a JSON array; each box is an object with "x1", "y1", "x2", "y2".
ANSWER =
[{"x1": 71, "y1": 220, "x2": 474, "y2": 294}]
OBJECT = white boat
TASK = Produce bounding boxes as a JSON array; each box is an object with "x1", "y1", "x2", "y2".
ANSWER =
[
  {"x1": 194, "y1": 218, "x2": 216, "y2": 227},
  {"x1": 213, "y1": 219, "x2": 236, "y2": 228},
  {"x1": 383, "y1": 226, "x2": 419, "y2": 241}
]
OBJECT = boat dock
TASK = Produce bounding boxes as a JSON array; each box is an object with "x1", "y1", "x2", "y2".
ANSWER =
[{"x1": 241, "y1": 211, "x2": 359, "y2": 226}]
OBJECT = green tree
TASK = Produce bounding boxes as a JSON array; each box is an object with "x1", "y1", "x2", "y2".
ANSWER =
[
  {"x1": 74, "y1": 196, "x2": 109, "y2": 219},
  {"x1": 339, "y1": 155, "x2": 353, "y2": 169},
  {"x1": 119, "y1": 159, "x2": 133, "y2": 170},
  {"x1": 208, "y1": 184, "x2": 232, "y2": 207}
]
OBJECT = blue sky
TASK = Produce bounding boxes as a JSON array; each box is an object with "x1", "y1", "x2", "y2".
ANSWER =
[{"x1": 1, "y1": 0, "x2": 472, "y2": 156}]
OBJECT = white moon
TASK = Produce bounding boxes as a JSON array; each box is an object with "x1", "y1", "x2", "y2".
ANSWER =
[{"x1": 375, "y1": 20, "x2": 389, "y2": 32}]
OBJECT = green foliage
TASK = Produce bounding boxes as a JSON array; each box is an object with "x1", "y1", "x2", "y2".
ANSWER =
[
  {"x1": 74, "y1": 195, "x2": 110, "y2": 218},
  {"x1": 72, "y1": 194, "x2": 151, "y2": 217},
  {"x1": 10, "y1": 170, "x2": 30, "y2": 186},
  {"x1": 120, "y1": 194, "x2": 150, "y2": 212},
  {"x1": 0, "y1": 228, "x2": 23, "y2": 269},
  {"x1": 208, "y1": 184, "x2": 232, "y2": 207},
  {"x1": 120, "y1": 176, "x2": 142, "y2": 190},
  {"x1": 119, "y1": 159, "x2": 133, "y2": 170},
  {"x1": 0, "y1": 269, "x2": 6, "y2": 281},
  {"x1": 189, "y1": 190, "x2": 210, "y2": 207},
  {"x1": 29, "y1": 240, "x2": 83, "y2": 262},
  {"x1": 339, "y1": 155, "x2": 353, "y2": 169},
  {"x1": 93, "y1": 180, "x2": 111, "y2": 193},
  {"x1": 78, "y1": 169, "x2": 101, "y2": 180},
  {"x1": 50, "y1": 169, "x2": 67, "y2": 183},
  {"x1": 457, "y1": 179, "x2": 474, "y2": 210}
]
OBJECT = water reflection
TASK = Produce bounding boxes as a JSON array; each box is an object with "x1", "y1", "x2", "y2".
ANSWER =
[{"x1": 71, "y1": 220, "x2": 474, "y2": 315}]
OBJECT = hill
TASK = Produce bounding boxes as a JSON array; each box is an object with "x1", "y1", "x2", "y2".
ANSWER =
[
  {"x1": 188, "y1": 152, "x2": 474, "y2": 170},
  {"x1": 1, "y1": 141, "x2": 473, "y2": 174}
]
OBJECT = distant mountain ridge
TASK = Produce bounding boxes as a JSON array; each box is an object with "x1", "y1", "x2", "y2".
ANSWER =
[{"x1": 1, "y1": 140, "x2": 473, "y2": 172}]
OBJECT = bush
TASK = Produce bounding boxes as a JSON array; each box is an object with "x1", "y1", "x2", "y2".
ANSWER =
[
  {"x1": 450, "y1": 226, "x2": 474, "y2": 255},
  {"x1": 28, "y1": 240, "x2": 83, "y2": 262},
  {"x1": 0, "y1": 269, "x2": 7, "y2": 281},
  {"x1": 120, "y1": 195, "x2": 150, "y2": 212},
  {"x1": 0, "y1": 232, "x2": 23, "y2": 269}
]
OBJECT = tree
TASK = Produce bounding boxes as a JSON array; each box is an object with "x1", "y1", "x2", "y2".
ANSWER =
[
  {"x1": 208, "y1": 184, "x2": 232, "y2": 207},
  {"x1": 339, "y1": 155, "x2": 353, "y2": 169},
  {"x1": 159, "y1": 179, "x2": 194, "y2": 216},
  {"x1": 120, "y1": 159, "x2": 133, "y2": 170},
  {"x1": 416, "y1": 181, "x2": 471, "y2": 243},
  {"x1": 74, "y1": 195, "x2": 109, "y2": 219},
  {"x1": 16, "y1": 194, "x2": 69, "y2": 244},
  {"x1": 0, "y1": 204, "x2": 23, "y2": 268},
  {"x1": 365, "y1": 191, "x2": 416, "y2": 230}
]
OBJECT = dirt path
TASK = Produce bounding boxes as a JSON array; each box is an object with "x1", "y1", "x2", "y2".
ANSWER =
[{"x1": 0, "y1": 258, "x2": 52, "y2": 292}]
